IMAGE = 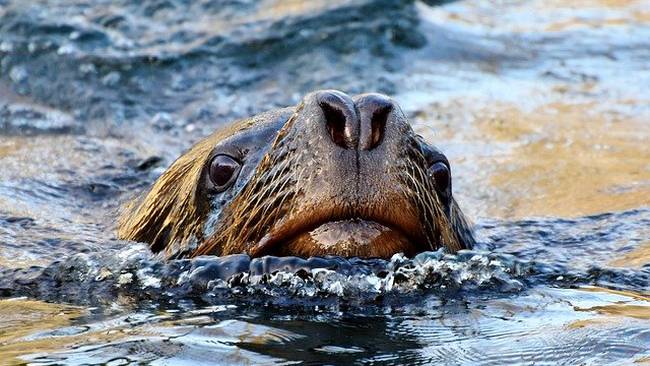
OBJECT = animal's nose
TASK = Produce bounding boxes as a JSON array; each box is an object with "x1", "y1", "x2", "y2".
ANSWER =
[
  {"x1": 354, "y1": 93, "x2": 392, "y2": 151},
  {"x1": 316, "y1": 90, "x2": 359, "y2": 149},
  {"x1": 316, "y1": 90, "x2": 392, "y2": 151}
]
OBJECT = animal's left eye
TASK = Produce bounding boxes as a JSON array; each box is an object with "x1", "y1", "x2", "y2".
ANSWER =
[
  {"x1": 208, "y1": 154, "x2": 241, "y2": 192},
  {"x1": 428, "y1": 161, "x2": 451, "y2": 195}
]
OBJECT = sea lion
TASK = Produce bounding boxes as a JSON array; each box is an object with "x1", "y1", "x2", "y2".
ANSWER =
[{"x1": 118, "y1": 90, "x2": 475, "y2": 259}]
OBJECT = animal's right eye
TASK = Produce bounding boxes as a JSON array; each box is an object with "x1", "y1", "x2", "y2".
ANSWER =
[
  {"x1": 428, "y1": 161, "x2": 450, "y2": 193},
  {"x1": 208, "y1": 154, "x2": 241, "y2": 192},
  {"x1": 427, "y1": 161, "x2": 452, "y2": 207}
]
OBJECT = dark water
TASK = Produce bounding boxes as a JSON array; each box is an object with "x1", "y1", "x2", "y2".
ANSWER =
[{"x1": 1, "y1": 0, "x2": 649, "y2": 364}]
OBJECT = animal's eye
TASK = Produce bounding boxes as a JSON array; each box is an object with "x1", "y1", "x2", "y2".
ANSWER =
[
  {"x1": 428, "y1": 161, "x2": 450, "y2": 194},
  {"x1": 208, "y1": 154, "x2": 241, "y2": 192}
]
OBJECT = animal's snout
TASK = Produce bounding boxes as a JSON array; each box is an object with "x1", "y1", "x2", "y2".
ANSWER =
[{"x1": 315, "y1": 90, "x2": 393, "y2": 151}]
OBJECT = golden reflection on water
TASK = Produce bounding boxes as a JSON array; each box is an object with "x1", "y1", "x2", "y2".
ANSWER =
[
  {"x1": 575, "y1": 304, "x2": 650, "y2": 320},
  {"x1": 413, "y1": 0, "x2": 650, "y2": 271},
  {"x1": 433, "y1": 0, "x2": 649, "y2": 32},
  {"x1": 417, "y1": 98, "x2": 650, "y2": 267},
  {"x1": 567, "y1": 286, "x2": 650, "y2": 331},
  {"x1": 478, "y1": 102, "x2": 650, "y2": 219},
  {"x1": 0, "y1": 299, "x2": 85, "y2": 365},
  {"x1": 0, "y1": 299, "x2": 305, "y2": 364},
  {"x1": 609, "y1": 241, "x2": 650, "y2": 268},
  {"x1": 417, "y1": 99, "x2": 650, "y2": 220},
  {"x1": 579, "y1": 286, "x2": 650, "y2": 302}
]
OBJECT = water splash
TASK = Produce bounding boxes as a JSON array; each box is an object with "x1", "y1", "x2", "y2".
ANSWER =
[{"x1": 2, "y1": 238, "x2": 647, "y2": 309}]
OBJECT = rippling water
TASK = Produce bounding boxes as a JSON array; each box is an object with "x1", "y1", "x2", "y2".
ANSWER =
[{"x1": 1, "y1": 0, "x2": 649, "y2": 364}]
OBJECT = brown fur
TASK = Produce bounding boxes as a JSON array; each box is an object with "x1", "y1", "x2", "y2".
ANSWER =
[
  {"x1": 118, "y1": 92, "x2": 475, "y2": 259},
  {"x1": 118, "y1": 118, "x2": 258, "y2": 257}
]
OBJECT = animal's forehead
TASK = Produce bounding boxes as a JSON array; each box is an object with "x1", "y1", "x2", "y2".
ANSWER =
[{"x1": 207, "y1": 107, "x2": 295, "y2": 150}]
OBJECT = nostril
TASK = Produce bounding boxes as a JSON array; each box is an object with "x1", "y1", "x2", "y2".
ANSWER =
[
  {"x1": 312, "y1": 90, "x2": 359, "y2": 149},
  {"x1": 369, "y1": 105, "x2": 391, "y2": 149},
  {"x1": 355, "y1": 93, "x2": 394, "y2": 151},
  {"x1": 319, "y1": 101, "x2": 348, "y2": 148}
]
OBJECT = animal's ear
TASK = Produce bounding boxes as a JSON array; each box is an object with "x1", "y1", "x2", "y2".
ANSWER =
[
  {"x1": 448, "y1": 198, "x2": 475, "y2": 251},
  {"x1": 117, "y1": 139, "x2": 214, "y2": 255}
]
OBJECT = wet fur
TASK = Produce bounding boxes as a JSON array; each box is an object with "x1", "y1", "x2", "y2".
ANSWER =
[
  {"x1": 118, "y1": 102, "x2": 475, "y2": 258},
  {"x1": 118, "y1": 118, "x2": 258, "y2": 257}
]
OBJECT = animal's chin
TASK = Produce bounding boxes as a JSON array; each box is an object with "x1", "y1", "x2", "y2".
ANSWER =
[{"x1": 254, "y1": 219, "x2": 422, "y2": 259}]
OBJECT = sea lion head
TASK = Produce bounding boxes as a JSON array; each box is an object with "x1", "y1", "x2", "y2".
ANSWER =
[{"x1": 118, "y1": 90, "x2": 475, "y2": 259}]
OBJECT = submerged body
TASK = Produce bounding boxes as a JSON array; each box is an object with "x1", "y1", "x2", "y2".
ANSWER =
[{"x1": 118, "y1": 90, "x2": 474, "y2": 258}]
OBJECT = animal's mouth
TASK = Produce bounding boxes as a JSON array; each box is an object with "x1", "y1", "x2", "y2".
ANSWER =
[{"x1": 248, "y1": 210, "x2": 430, "y2": 259}]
